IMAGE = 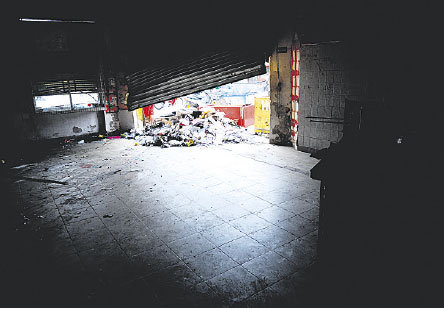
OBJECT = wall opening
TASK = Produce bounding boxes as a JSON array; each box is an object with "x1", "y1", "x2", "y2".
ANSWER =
[{"x1": 34, "y1": 92, "x2": 101, "y2": 113}]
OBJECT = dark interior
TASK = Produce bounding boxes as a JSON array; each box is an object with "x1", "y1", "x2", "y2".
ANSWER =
[{"x1": 2, "y1": 1, "x2": 442, "y2": 307}]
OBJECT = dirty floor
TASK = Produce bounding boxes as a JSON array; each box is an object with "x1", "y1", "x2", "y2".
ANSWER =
[{"x1": 1, "y1": 139, "x2": 320, "y2": 307}]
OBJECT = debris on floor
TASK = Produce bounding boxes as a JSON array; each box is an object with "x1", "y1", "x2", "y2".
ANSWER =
[{"x1": 122, "y1": 106, "x2": 266, "y2": 148}]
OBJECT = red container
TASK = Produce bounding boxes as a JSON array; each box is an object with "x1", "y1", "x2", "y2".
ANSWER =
[
  {"x1": 212, "y1": 105, "x2": 254, "y2": 127},
  {"x1": 240, "y1": 104, "x2": 255, "y2": 127}
]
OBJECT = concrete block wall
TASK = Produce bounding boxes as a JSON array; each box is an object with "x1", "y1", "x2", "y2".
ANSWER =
[
  {"x1": 34, "y1": 111, "x2": 101, "y2": 140},
  {"x1": 297, "y1": 42, "x2": 369, "y2": 153},
  {"x1": 28, "y1": 109, "x2": 131, "y2": 140},
  {"x1": 19, "y1": 109, "x2": 128, "y2": 140}
]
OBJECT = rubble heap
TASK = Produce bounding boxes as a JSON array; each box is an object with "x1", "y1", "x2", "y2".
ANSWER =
[{"x1": 122, "y1": 107, "x2": 263, "y2": 147}]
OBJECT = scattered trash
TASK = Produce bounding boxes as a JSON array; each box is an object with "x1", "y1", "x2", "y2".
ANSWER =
[
  {"x1": 11, "y1": 176, "x2": 68, "y2": 185},
  {"x1": 78, "y1": 140, "x2": 85, "y2": 144},
  {"x1": 11, "y1": 164, "x2": 33, "y2": 169},
  {"x1": 103, "y1": 214, "x2": 114, "y2": 218},
  {"x1": 121, "y1": 106, "x2": 264, "y2": 148}
]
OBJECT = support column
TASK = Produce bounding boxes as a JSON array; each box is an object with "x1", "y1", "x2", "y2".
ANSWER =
[{"x1": 269, "y1": 32, "x2": 293, "y2": 145}]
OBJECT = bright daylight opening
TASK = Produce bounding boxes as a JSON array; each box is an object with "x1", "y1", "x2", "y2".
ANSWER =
[
  {"x1": 34, "y1": 92, "x2": 100, "y2": 113},
  {"x1": 121, "y1": 61, "x2": 270, "y2": 147}
]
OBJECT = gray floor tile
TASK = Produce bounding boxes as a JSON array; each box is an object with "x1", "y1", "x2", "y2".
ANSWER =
[
  {"x1": 197, "y1": 195, "x2": 238, "y2": 212},
  {"x1": 274, "y1": 215, "x2": 318, "y2": 238},
  {"x1": 242, "y1": 184, "x2": 275, "y2": 198},
  {"x1": 71, "y1": 227, "x2": 116, "y2": 253},
  {"x1": 127, "y1": 202, "x2": 171, "y2": 218},
  {"x1": 274, "y1": 240, "x2": 316, "y2": 270},
  {"x1": 139, "y1": 209, "x2": 179, "y2": 229},
  {"x1": 278, "y1": 196, "x2": 316, "y2": 215},
  {"x1": 164, "y1": 193, "x2": 193, "y2": 208},
  {"x1": 106, "y1": 218, "x2": 150, "y2": 242},
  {"x1": 129, "y1": 244, "x2": 181, "y2": 278},
  {"x1": 65, "y1": 216, "x2": 106, "y2": 238},
  {"x1": 242, "y1": 251, "x2": 297, "y2": 286},
  {"x1": 7, "y1": 140, "x2": 321, "y2": 307},
  {"x1": 99, "y1": 210, "x2": 139, "y2": 227},
  {"x1": 207, "y1": 265, "x2": 267, "y2": 304},
  {"x1": 277, "y1": 229, "x2": 318, "y2": 256},
  {"x1": 298, "y1": 190, "x2": 320, "y2": 206},
  {"x1": 169, "y1": 203, "x2": 208, "y2": 220},
  {"x1": 149, "y1": 218, "x2": 198, "y2": 244},
  {"x1": 223, "y1": 189, "x2": 257, "y2": 204},
  {"x1": 212, "y1": 204, "x2": 251, "y2": 222},
  {"x1": 168, "y1": 232, "x2": 216, "y2": 259},
  {"x1": 261, "y1": 270, "x2": 318, "y2": 307},
  {"x1": 207, "y1": 182, "x2": 237, "y2": 195},
  {"x1": 183, "y1": 211, "x2": 226, "y2": 232},
  {"x1": 229, "y1": 213, "x2": 272, "y2": 235},
  {"x1": 143, "y1": 262, "x2": 204, "y2": 306},
  {"x1": 299, "y1": 206, "x2": 320, "y2": 223},
  {"x1": 219, "y1": 236, "x2": 269, "y2": 264},
  {"x1": 60, "y1": 206, "x2": 97, "y2": 224},
  {"x1": 117, "y1": 231, "x2": 165, "y2": 257},
  {"x1": 203, "y1": 222, "x2": 246, "y2": 247},
  {"x1": 255, "y1": 205, "x2": 295, "y2": 224},
  {"x1": 239, "y1": 196, "x2": 273, "y2": 213},
  {"x1": 255, "y1": 189, "x2": 299, "y2": 205},
  {"x1": 184, "y1": 247, "x2": 238, "y2": 280},
  {"x1": 78, "y1": 241, "x2": 135, "y2": 284},
  {"x1": 249, "y1": 224, "x2": 297, "y2": 249}
]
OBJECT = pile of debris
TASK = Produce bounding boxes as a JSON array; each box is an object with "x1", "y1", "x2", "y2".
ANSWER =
[{"x1": 122, "y1": 107, "x2": 262, "y2": 148}]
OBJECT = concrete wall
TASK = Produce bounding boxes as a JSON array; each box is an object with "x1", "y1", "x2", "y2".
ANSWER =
[
  {"x1": 118, "y1": 110, "x2": 135, "y2": 131},
  {"x1": 297, "y1": 42, "x2": 369, "y2": 153},
  {"x1": 34, "y1": 111, "x2": 101, "y2": 140},
  {"x1": 105, "y1": 112, "x2": 120, "y2": 133},
  {"x1": 32, "y1": 109, "x2": 134, "y2": 139},
  {"x1": 269, "y1": 33, "x2": 293, "y2": 145}
]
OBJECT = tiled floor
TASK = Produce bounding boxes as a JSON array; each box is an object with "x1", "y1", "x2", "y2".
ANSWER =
[{"x1": 2, "y1": 139, "x2": 320, "y2": 307}]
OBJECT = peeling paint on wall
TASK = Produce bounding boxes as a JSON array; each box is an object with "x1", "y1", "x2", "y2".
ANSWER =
[
  {"x1": 298, "y1": 42, "x2": 369, "y2": 153},
  {"x1": 34, "y1": 112, "x2": 100, "y2": 140},
  {"x1": 269, "y1": 32, "x2": 293, "y2": 146},
  {"x1": 72, "y1": 126, "x2": 83, "y2": 133},
  {"x1": 105, "y1": 112, "x2": 120, "y2": 133}
]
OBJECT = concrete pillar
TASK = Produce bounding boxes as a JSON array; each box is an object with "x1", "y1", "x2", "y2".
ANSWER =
[
  {"x1": 97, "y1": 111, "x2": 106, "y2": 134},
  {"x1": 269, "y1": 32, "x2": 293, "y2": 145},
  {"x1": 118, "y1": 110, "x2": 135, "y2": 131}
]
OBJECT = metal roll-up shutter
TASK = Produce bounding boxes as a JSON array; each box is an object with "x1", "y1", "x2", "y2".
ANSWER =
[
  {"x1": 31, "y1": 73, "x2": 99, "y2": 96},
  {"x1": 126, "y1": 49, "x2": 266, "y2": 111}
]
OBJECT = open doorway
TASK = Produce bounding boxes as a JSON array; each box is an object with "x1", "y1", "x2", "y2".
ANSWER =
[{"x1": 120, "y1": 61, "x2": 270, "y2": 147}]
